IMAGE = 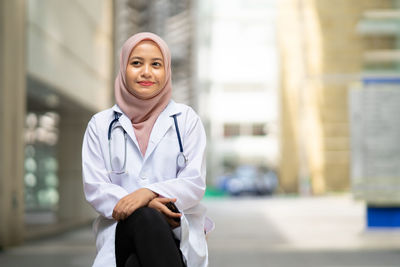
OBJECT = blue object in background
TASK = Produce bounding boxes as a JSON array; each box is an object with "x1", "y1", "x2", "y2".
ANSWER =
[
  {"x1": 367, "y1": 206, "x2": 400, "y2": 228},
  {"x1": 362, "y1": 77, "x2": 400, "y2": 85},
  {"x1": 215, "y1": 165, "x2": 278, "y2": 196}
]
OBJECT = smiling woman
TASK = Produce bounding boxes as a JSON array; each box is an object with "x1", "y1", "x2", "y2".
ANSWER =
[
  {"x1": 82, "y1": 32, "x2": 211, "y2": 267},
  {"x1": 125, "y1": 40, "x2": 166, "y2": 100}
]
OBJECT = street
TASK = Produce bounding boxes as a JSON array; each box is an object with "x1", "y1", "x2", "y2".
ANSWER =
[{"x1": 1, "y1": 195, "x2": 400, "y2": 267}]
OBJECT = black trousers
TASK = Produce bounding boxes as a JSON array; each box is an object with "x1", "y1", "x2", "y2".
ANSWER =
[{"x1": 115, "y1": 207, "x2": 185, "y2": 267}]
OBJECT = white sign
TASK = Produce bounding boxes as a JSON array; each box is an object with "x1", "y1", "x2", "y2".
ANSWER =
[{"x1": 349, "y1": 83, "x2": 400, "y2": 204}]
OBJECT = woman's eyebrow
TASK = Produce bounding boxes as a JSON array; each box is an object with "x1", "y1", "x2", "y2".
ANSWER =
[
  {"x1": 128, "y1": 56, "x2": 163, "y2": 61},
  {"x1": 129, "y1": 56, "x2": 143, "y2": 61}
]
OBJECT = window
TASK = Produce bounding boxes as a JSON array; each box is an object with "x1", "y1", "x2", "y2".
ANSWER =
[
  {"x1": 224, "y1": 123, "x2": 240, "y2": 137},
  {"x1": 223, "y1": 123, "x2": 267, "y2": 137},
  {"x1": 252, "y1": 123, "x2": 267, "y2": 136}
]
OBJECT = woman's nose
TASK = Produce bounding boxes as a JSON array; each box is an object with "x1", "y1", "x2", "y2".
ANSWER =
[{"x1": 141, "y1": 64, "x2": 151, "y2": 78}]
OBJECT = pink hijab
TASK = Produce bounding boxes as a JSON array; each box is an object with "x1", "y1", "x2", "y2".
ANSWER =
[{"x1": 115, "y1": 32, "x2": 172, "y2": 156}]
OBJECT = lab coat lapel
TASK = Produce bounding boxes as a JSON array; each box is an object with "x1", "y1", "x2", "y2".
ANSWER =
[{"x1": 144, "y1": 101, "x2": 180, "y2": 160}]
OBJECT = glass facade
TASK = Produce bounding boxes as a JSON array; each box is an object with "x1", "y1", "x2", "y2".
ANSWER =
[
  {"x1": 358, "y1": 1, "x2": 400, "y2": 73},
  {"x1": 24, "y1": 111, "x2": 59, "y2": 212}
]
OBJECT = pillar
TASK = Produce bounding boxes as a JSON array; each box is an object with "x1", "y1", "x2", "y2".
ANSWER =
[{"x1": 0, "y1": 0, "x2": 26, "y2": 247}]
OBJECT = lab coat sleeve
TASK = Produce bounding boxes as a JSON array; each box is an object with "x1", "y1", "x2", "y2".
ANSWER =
[
  {"x1": 144, "y1": 110, "x2": 206, "y2": 211},
  {"x1": 82, "y1": 117, "x2": 129, "y2": 219}
]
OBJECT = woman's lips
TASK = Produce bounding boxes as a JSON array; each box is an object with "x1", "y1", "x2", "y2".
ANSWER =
[{"x1": 138, "y1": 81, "x2": 155, "y2": 86}]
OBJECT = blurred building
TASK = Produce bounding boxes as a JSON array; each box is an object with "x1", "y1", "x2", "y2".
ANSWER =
[
  {"x1": 197, "y1": 0, "x2": 280, "y2": 183},
  {"x1": 277, "y1": 0, "x2": 395, "y2": 194},
  {"x1": 0, "y1": 0, "x2": 114, "y2": 248}
]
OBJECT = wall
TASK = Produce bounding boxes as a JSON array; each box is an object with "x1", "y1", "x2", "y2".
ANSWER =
[
  {"x1": 278, "y1": 0, "x2": 391, "y2": 194},
  {"x1": 27, "y1": 0, "x2": 113, "y2": 112}
]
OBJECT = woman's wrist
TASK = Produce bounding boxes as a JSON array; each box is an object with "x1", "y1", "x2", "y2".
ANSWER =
[{"x1": 144, "y1": 188, "x2": 158, "y2": 200}]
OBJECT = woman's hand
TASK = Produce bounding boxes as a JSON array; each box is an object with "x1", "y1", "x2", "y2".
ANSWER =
[
  {"x1": 148, "y1": 197, "x2": 181, "y2": 228},
  {"x1": 112, "y1": 188, "x2": 157, "y2": 221}
]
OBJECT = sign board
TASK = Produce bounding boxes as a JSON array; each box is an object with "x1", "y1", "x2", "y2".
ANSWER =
[{"x1": 349, "y1": 78, "x2": 400, "y2": 204}]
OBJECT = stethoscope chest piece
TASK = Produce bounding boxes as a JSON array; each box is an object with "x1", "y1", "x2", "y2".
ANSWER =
[
  {"x1": 177, "y1": 152, "x2": 187, "y2": 169},
  {"x1": 171, "y1": 113, "x2": 187, "y2": 170}
]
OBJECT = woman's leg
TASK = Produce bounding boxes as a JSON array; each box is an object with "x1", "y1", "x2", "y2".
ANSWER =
[
  {"x1": 115, "y1": 216, "x2": 138, "y2": 267},
  {"x1": 115, "y1": 207, "x2": 184, "y2": 267},
  {"x1": 125, "y1": 254, "x2": 140, "y2": 267}
]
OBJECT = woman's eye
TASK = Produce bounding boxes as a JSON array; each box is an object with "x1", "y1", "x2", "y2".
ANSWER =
[
  {"x1": 131, "y1": 61, "x2": 141, "y2": 66},
  {"x1": 152, "y1": 62, "x2": 162, "y2": 67}
]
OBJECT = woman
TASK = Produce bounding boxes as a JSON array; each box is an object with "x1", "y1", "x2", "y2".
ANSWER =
[{"x1": 82, "y1": 32, "x2": 210, "y2": 267}]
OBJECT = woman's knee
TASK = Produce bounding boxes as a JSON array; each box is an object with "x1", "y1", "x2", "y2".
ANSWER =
[
  {"x1": 120, "y1": 207, "x2": 166, "y2": 230},
  {"x1": 133, "y1": 206, "x2": 159, "y2": 219}
]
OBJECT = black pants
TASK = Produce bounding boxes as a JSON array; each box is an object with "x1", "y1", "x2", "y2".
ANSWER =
[{"x1": 115, "y1": 207, "x2": 185, "y2": 267}]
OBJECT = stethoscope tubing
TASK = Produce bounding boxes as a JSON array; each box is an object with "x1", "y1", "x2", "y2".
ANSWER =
[
  {"x1": 171, "y1": 114, "x2": 184, "y2": 153},
  {"x1": 108, "y1": 113, "x2": 120, "y2": 140},
  {"x1": 108, "y1": 113, "x2": 127, "y2": 174}
]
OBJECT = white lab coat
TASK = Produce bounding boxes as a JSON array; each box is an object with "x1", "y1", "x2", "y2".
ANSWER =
[{"x1": 82, "y1": 100, "x2": 209, "y2": 267}]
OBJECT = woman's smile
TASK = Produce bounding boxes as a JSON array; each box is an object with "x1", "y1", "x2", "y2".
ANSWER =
[{"x1": 138, "y1": 81, "x2": 155, "y2": 86}]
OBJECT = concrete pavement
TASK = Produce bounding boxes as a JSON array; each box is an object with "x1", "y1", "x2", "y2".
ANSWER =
[
  {"x1": 1, "y1": 195, "x2": 399, "y2": 266},
  {"x1": 0, "y1": 225, "x2": 95, "y2": 267},
  {"x1": 206, "y1": 195, "x2": 400, "y2": 266}
]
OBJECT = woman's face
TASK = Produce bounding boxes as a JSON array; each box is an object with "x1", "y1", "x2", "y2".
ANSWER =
[{"x1": 125, "y1": 40, "x2": 166, "y2": 99}]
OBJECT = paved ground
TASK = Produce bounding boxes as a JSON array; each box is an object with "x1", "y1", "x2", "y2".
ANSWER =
[
  {"x1": 0, "y1": 225, "x2": 95, "y2": 267},
  {"x1": 206, "y1": 195, "x2": 400, "y2": 267},
  {"x1": 1, "y1": 195, "x2": 400, "y2": 266}
]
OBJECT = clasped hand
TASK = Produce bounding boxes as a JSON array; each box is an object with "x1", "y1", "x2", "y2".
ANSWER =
[
  {"x1": 112, "y1": 188, "x2": 181, "y2": 228},
  {"x1": 148, "y1": 197, "x2": 181, "y2": 229}
]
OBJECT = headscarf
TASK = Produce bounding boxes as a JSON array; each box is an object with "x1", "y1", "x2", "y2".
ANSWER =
[{"x1": 115, "y1": 32, "x2": 172, "y2": 156}]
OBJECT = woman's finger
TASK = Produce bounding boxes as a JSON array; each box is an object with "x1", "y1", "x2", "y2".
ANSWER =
[
  {"x1": 155, "y1": 197, "x2": 176, "y2": 204},
  {"x1": 162, "y1": 205, "x2": 181, "y2": 218},
  {"x1": 166, "y1": 217, "x2": 181, "y2": 228},
  {"x1": 149, "y1": 198, "x2": 167, "y2": 213},
  {"x1": 148, "y1": 197, "x2": 181, "y2": 219}
]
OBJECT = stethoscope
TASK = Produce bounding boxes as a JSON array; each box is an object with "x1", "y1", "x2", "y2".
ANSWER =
[{"x1": 107, "y1": 112, "x2": 187, "y2": 173}]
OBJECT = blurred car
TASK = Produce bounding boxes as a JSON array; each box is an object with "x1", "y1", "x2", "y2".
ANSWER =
[{"x1": 216, "y1": 165, "x2": 278, "y2": 196}]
